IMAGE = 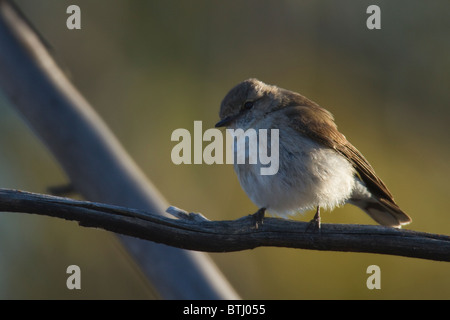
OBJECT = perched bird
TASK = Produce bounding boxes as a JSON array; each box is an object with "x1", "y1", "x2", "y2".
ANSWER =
[{"x1": 215, "y1": 78, "x2": 411, "y2": 229}]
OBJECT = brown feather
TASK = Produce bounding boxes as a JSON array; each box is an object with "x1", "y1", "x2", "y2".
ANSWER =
[{"x1": 281, "y1": 93, "x2": 409, "y2": 223}]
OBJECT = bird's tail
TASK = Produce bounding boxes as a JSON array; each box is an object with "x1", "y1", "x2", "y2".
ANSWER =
[{"x1": 352, "y1": 197, "x2": 412, "y2": 228}]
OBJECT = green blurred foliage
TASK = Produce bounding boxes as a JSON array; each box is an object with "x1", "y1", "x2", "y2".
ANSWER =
[{"x1": 0, "y1": 0, "x2": 449, "y2": 299}]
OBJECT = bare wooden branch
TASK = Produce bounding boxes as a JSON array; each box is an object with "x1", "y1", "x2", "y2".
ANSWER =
[
  {"x1": 1, "y1": 188, "x2": 449, "y2": 262},
  {"x1": 0, "y1": 0, "x2": 238, "y2": 299}
]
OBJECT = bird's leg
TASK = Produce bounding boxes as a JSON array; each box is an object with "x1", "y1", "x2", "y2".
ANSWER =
[
  {"x1": 306, "y1": 206, "x2": 321, "y2": 232},
  {"x1": 251, "y1": 207, "x2": 266, "y2": 229}
]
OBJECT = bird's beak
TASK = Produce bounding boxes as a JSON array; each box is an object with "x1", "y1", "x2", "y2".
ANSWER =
[{"x1": 215, "y1": 114, "x2": 238, "y2": 128}]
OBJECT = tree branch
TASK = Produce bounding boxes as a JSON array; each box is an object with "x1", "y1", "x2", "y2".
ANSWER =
[
  {"x1": 0, "y1": 0, "x2": 238, "y2": 299},
  {"x1": 1, "y1": 189, "x2": 449, "y2": 262}
]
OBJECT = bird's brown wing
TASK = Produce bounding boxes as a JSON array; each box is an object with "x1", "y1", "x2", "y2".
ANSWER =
[
  {"x1": 285, "y1": 104, "x2": 395, "y2": 202},
  {"x1": 275, "y1": 89, "x2": 411, "y2": 226}
]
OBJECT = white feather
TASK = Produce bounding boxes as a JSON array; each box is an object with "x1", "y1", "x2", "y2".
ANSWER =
[{"x1": 233, "y1": 127, "x2": 356, "y2": 217}]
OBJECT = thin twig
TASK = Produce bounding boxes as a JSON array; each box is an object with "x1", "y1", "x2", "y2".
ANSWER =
[{"x1": 1, "y1": 188, "x2": 449, "y2": 262}]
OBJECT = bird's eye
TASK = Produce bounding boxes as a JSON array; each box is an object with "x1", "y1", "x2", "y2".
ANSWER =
[{"x1": 242, "y1": 101, "x2": 254, "y2": 110}]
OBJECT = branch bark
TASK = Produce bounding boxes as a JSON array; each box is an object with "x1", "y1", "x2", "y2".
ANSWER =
[
  {"x1": 1, "y1": 189, "x2": 449, "y2": 262},
  {"x1": 0, "y1": 0, "x2": 238, "y2": 299}
]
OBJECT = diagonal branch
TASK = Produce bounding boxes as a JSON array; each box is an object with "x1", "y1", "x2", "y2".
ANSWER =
[
  {"x1": 0, "y1": 0, "x2": 238, "y2": 299},
  {"x1": 1, "y1": 188, "x2": 449, "y2": 262}
]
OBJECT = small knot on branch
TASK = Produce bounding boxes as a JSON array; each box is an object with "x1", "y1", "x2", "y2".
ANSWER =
[{"x1": 166, "y1": 206, "x2": 210, "y2": 222}]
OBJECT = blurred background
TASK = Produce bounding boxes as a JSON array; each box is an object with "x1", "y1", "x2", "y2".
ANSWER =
[{"x1": 0, "y1": 0, "x2": 449, "y2": 299}]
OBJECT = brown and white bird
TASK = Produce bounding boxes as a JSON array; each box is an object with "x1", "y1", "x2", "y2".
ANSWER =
[{"x1": 215, "y1": 78, "x2": 411, "y2": 228}]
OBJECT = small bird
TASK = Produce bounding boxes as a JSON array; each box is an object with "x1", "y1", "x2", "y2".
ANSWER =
[{"x1": 215, "y1": 78, "x2": 411, "y2": 229}]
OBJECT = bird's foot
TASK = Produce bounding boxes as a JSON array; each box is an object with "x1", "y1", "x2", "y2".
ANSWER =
[
  {"x1": 306, "y1": 206, "x2": 321, "y2": 233},
  {"x1": 251, "y1": 207, "x2": 266, "y2": 229}
]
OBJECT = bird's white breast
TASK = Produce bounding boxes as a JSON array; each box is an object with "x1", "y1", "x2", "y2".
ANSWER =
[{"x1": 233, "y1": 127, "x2": 357, "y2": 217}]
